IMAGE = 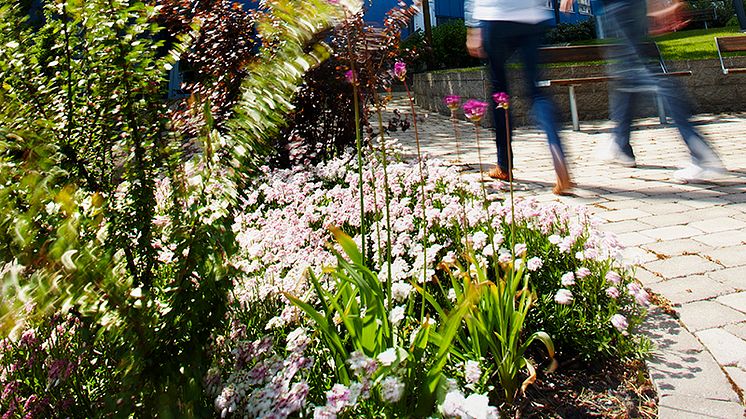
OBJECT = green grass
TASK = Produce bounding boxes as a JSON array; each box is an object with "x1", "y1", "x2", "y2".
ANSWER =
[{"x1": 654, "y1": 26, "x2": 744, "y2": 60}]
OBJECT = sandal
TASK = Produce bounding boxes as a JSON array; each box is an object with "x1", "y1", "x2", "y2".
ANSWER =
[{"x1": 488, "y1": 166, "x2": 513, "y2": 181}]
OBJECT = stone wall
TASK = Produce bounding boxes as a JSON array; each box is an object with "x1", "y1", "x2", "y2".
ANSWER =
[{"x1": 412, "y1": 57, "x2": 746, "y2": 128}]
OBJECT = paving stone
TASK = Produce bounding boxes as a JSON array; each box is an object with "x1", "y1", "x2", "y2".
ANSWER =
[
  {"x1": 689, "y1": 217, "x2": 746, "y2": 234},
  {"x1": 696, "y1": 328, "x2": 746, "y2": 366},
  {"x1": 596, "y1": 219, "x2": 653, "y2": 234},
  {"x1": 597, "y1": 208, "x2": 652, "y2": 222},
  {"x1": 692, "y1": 230, "x2": 746, "y2": 247},
  {"x1": 615, "y1": 231, "x2": 658, "y2": 247},
  {"x1": 641, "y1": 225, "x2": 705, "y2": 241},
  {"x1": 642, "y1": 238, "x2": 711, "y2": 258},
  {"x1": 717, "y1": 292, "x2": 746, "y2": 313},
  {"x1": 677, "y1": 198, "x2": 733, "y2": 209},
  {"x1": 702, "y1": 245, "x2": 746, "y2": 268},
  {"x1": 648, "y1": 275, "x2": 735, "y2": 304},
  {"x1": 678, "y1": 301, "x2": 744, "y2": 331},
  {"x1": 638, "y1": 212, "x2": 695, "y2": 227},
  {"x1": 634, "y1": 267, "x2": 665, "y2": 285},
  {"x1": 709, "y1": 266, "x2": 746, "y2": 290},
  {"x1": 725, "y1": 322, "x2": 746, "y2": 341},
  {"x1": 619, "y1": 246, "x2": 659, "y2": 264},
  {"x1": 640, "y1": 310, "x2": 741, "y2": 403},
  {"x1": 724, "y1": 366, "x2": 746, "y2": 394},
  {"x1": 643, "y1": 255, "x2": 721, "y2": 279},
  {"x1": 658, "y1": 395, "x2": 745, "y2": 419}
]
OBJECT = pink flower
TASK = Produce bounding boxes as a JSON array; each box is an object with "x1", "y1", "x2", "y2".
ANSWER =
[
  {"x1": 393, "y1": 61, "x2": 407, "y2": 81},
  {"x1": 554, "y1": 289, "x2": 574, "y2": 305},
  {"x1": 610, "y1": 314, "x2": 628, "y2": 331},
  {"x1": 345, "y1": 70, "x2": 357, "y2": 85},
  {"x1": 575, "y1": 267, "x2": 591, "y2": 279},
  {"x1": 444, "y1": 95, "x2": 461, "y2": 111},
  {"x1": 463, "y1": 99, "x2": 488, "y2": 123},
  {"x1": 514, "y1": 243, "x2": 527, "y2": 257},
  {"x1": 605, "y1": 270, "x2": 622, "y2": 285},
  {"x1": 561, "y1": 272, "x2": 575, "y2": 286},
  {"x1": 606, "y1": 286, "x2": 620, "y2": 299},
  {"x1": 492, "y1": 92, "x2": 510, "y2": 109}
]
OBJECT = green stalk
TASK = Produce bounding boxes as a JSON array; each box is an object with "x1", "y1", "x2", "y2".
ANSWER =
[
  {"x1": 403, "y1": 80, "x2": 428, "y2": 319},
  {"x1": 345, "y1": 25, "x2": 366, "y2": 267},
  {"x1": 373, "y1": 96, "x2": 394, "y2": 312}
]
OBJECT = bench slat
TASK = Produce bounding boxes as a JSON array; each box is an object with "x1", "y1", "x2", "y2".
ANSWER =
[
  {"x1": 726, "y1": 68, "x2": 746, "y2": 74},
  {"x1": 716, "y1": 36, "x2": 746, "y2": 53}
]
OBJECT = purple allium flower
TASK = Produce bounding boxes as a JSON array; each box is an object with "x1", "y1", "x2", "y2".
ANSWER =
[
  {"x1": 393, "y1": 61, "x2": 407, "y2": 81},
  {"x1": 610, "y1": 314, "x2": 629, "y2": 331},
  {"x1": 444, "y1": 95, "x2": 461, "y2": 111},
  {"x1": 606, "y1": 286, "x2": 620, "y2": 299},
  {"x1": 575, "y1": 267, "x2": 591, "y2": 279},
  {"x1": 554, "y1": 289, "x2": 574, "y2": 305},
  {"x1": 463, "y1": 99, "x2": 488, "y2": 123},
  {"x1": 526, "y1": 257, "x2": 543, "y2": 271},
  {"x1": 605, "y1": 270, "x2": 622, "y2": 285},
  {"x1": 492, "y1": 92, "x2": 510, "y2": 109},
  {"x1": 345, "y1": 70, "x2": 357, "y2": 85},
  {"x1": 561, "y1": 272, "x2": 576, "y2": 286}
]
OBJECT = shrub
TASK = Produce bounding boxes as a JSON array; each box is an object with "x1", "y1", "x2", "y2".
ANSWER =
[
  {"x1": 544, "y1": 19, "x2": 597, "y2": 45},
  {"x1": 430, "y1": 20, "x2": 482, "y2": 70}
]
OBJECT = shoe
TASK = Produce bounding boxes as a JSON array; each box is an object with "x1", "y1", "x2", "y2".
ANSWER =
[
  {"x1": 595, "y1": 140, "x2": 636, "y2": 168},
  {"x1": 488, "y1": 166, "x2": 513, "y2": 181},
  {"x1": 674, "y1": 162, "x2": 726, "y2": 182},
  {"x1": 553, "y1": 164, "x2": 573, "y2": 196}
]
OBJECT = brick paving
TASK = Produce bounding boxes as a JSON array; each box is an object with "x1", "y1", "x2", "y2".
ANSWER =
[{"x1": 385, "y1": 96, "x2": 746, "y2": 418}]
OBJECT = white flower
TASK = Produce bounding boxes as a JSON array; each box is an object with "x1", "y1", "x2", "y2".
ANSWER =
[
  {"x1": 462, "y1": 393, "x2": 491, "y2": 419},
  {"x1": 391, "y1": 282, "x2": 413, "y2": 302},
  {"x1": 548, "y1": 234, "x2": 561, "y2": 245},
  {"x1": 464, "y1": 360, "x2": 481, "y2": 385},
  {"x1": 441, "y1": 390, "x2": 466, "y2": 417},
  {"x1": 377, "y1": 347, "x2": 399, "y2": 367},
  {"x1": 554, "y1": 289, "x2": 574, "y2": 305},
  {"x1": 389, "y1": 305, "x2": 406, "y2": 325},
  {"x1": 561, "y1": 272, "x2": 575, "y2": 286},
  {"x1": 380, "y1": 376, "x2": 405, "y2": 403},
  {"x1": 611, "y1": 314, "x2": 629, "y2": 331},
  {"x1": 448, "y1": 288, "x2": 457, "y2": 302},
  {"x1": 526, "y1": 257, "x2": 543, "y2": 271},
  {"x1": 514, "y1": 243, "x2": 527, "y2": 257},
  {"x1": 575, "y1": 267, "x2": 591, "y2": 278}
]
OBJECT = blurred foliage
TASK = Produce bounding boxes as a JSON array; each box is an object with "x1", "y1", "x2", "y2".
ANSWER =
[
  {"x1": 0, "y1": 0, "x2": 344, "y2": 415},
  {"x1": 272, "y1": 3, "x2": 418, "y2": 167},
  {"x1": 399, "y1": 21, "x2": 481, "y2": 71},
  {"x1": 687, "y1": 0, "x2": 735, "y2": 28},
  {"x1": 155, "y1": 0, "x2": 258, "y2": 134}
]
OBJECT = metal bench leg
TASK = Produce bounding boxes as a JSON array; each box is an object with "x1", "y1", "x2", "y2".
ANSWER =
[
  {"x1": 656, "y1": 93, "x2": 667, "y2": 125},
  {"x1": 569, "y1": 85, "x2": 580, "y2": 131}
]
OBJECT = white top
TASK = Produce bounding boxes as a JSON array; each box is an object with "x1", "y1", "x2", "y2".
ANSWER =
[{"x1": 465, "y1": 0, "x2": 552, "y2": 26}]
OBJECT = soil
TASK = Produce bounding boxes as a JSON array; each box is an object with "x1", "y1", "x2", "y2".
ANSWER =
[{"x1": 507, "y1": 359, "x2": 657, "y2": 418}]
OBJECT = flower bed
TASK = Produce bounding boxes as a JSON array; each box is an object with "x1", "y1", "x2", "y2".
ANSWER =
[{"x1": 206, "y1": 147, "x2": 651, "y2": 417}]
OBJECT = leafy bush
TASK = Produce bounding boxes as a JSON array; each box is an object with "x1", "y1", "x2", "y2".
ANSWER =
[
  {"x1": 430, "y1": 20, "x2": 482, "y2": 70},
  {"x1": 544, "y1": 19, "x2": 597, "y2": 45},
  {"x1": 0, "y1": 0, "x2": 346, "y2": 414}
]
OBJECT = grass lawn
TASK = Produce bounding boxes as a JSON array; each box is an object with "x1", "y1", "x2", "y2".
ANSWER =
[{"x1": 654, "y1": 26, "x2": 744, "y2": 60}]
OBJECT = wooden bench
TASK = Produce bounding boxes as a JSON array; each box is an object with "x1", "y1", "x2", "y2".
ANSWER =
[
  {"x1": 536, "y1": 43, "x2": 692, "y2": 131},
  {"x1": 715, "y1": 36, "x2": 746, "y2": 75},
  {"x1": 687, "y1": 8, "x2": 717, "y2": 30}
]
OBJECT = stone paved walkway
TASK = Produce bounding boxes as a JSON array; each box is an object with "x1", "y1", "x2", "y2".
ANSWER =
[{"x1": 385, "y1": 97, "x2": 746, "y2": 418}]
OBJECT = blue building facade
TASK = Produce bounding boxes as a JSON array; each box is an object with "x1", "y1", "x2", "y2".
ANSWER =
[{"x1": 362, "y1": 0, "x2": 601, "y2": 28}]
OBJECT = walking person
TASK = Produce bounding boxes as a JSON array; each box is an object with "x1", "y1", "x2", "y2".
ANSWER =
[
  {"x1": 465, "y1": 0, "x2": 573, "y2": 195},
  {"x1": 567, "y1": 0, "x2": 726, "y2": 180}
]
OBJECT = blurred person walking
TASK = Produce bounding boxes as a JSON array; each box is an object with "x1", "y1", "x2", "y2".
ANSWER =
[
  {"x1": 567, "y1": 0, "x2": 726, "y2": 181},
  {"x1": 465, "y1": 0, "x2": 573, "y2": 195}
]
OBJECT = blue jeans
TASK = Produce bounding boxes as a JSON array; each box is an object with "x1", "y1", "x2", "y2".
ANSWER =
[
  {"x1": 482, "y1": 20, "x2": 566, "y2": 174},
  {"x1": 602, "y1": 0, "x2": 719, "y2": 165}
]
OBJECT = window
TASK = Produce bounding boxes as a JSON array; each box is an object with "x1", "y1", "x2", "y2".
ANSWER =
[{"x1": 577, "y1": 0, "x2": 592, "y2": 15}]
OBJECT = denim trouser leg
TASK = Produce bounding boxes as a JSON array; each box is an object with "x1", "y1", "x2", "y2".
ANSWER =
[
  {"x1": 602, "y1": 0, "x2": 720, "y2": 166},
  {"x1": 483, "y1": 22, "x2": 515, "y2": 172},
  {"x1": 483, "y1": 21, "x2": 566, "y2": 173}
]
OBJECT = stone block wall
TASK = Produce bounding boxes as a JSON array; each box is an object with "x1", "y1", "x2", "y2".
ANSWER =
[{"x1": 412, "y1": 57, "x2": 746, "y2": 128}]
